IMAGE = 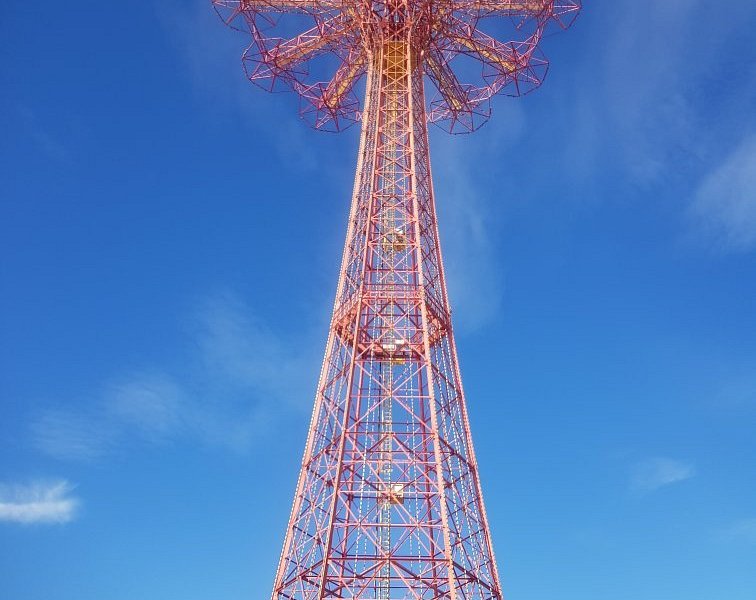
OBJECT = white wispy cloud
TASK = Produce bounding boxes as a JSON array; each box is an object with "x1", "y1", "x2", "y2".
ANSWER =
[
  {"x1": 563, "y1": 0, "x2": 756, "y2": 186},
  {"x1": 712, "y1": 370, "x2": 756, "y2": 411},
  {"x1": 31, "y1": 409, "x2": 115, "y2": 461},
  {"x1": 107, "y1": 375, "x2": 186, "y2": 442},
  {"x1": 688, "y1": 133, "x2": 756, "y2": 252},
  {"x1": 0, "y1": 480, "x2": 79, "y2": 525},
  {"x1": 18, "y1": 106, "x2": 70, "y2": 163},
  {"x1": 32, "y1": 291, "x2": 319, "y2": 460},
  {"x1": 183, "y1": 291, "x2": 318, "y2": 450},
  {"x1": 430, "y1": 105, "x2": 525, "y2": 331},
  {"x1": 433, "y1": 154, "x2": 504, "y2": 331},
  {"x1": 558, "y1": 1, "x2": 700, "y2": 183},
  {"x1": 158, "y1": 0, "x2": 322, "y2": 170},
  {"x1": 598, "y1": 0, "x2": 702, "y2": 181},
  {"x1": 630, "y1": 457, "x2": 696, "y2": 492},
  {"x1": 719, "y1": 518, "x2": 756, "y2": 544},
  {"x1": 193, "y1": 292, "x2": 312, "y2": 402}
]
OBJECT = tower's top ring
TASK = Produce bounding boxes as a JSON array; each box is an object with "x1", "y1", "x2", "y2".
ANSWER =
[{"x1": 213, "y1": 0, "x2": 580, "y2": 132}]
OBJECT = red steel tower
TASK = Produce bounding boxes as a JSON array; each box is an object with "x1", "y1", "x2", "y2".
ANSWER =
[{"x1": 213, "y1": 1, "x2": 579, "y2": 597}]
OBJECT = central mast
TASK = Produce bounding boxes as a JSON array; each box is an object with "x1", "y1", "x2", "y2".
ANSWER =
[{"x1": 373, "y1": 33, "x2": 416, "y2": 600}]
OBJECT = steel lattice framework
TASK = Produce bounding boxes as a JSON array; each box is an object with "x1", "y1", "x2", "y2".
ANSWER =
[{"x1": 213, "y1": 1, "x2": 579, "y2": 598}]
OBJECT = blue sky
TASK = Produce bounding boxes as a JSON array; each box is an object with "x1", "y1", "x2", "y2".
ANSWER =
[{"x1": 2, "y1": 1, "x2": 756, "y2": 599}]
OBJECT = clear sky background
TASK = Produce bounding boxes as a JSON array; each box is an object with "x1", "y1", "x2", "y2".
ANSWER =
[{"x1": 2, "y1": 1, "x2": 756, "y2": 599}]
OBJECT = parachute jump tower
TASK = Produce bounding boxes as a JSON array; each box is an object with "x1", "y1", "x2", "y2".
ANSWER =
[{"x1": 213, "y1": 1, "x2": 580, "y2": 597}]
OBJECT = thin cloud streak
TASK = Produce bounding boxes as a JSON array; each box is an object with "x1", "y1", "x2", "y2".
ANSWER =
[
  {"x1": 563, "y1": 0, "x2": 756, "y2": 188},
  {"x1": 0, "y1": 480, "x2": 79, "y2": 525},
  {"x1": 158, "y1": 0, "x2": 321, "y2": 171},
  {"x1": 712, "y1": 370, "x2": 756, "y2": 411},
  {"x1": 431, "y1": 103, "x2": 525, "y2": 331},
  {"x1": 31, "y1": 409, "x2": 116, "y2": 462},
  {"x1": 32, "y1": 291, "x2": 318, "y2": 460},
  {"x1": 18, "y1": 106, "x2": 71, "y2": 163},
  {"x1": 598, "y1": 0, "x2": 701, "y2": 181},
  {"x1": 719, "y1": 518, "x2": 756, "y2": 544},
  {"x1": 688, "y1": 133, "x2": 756, "y2": 253},
  {"x1": 630, "y1": 457, "x2": 696, "y2": 492},
  {"x1": 107, "y1": 376, "x2": 186, "y2": 441}
]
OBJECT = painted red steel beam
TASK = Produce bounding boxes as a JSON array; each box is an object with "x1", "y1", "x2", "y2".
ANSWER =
[{"x1": 211, "y1": 0, "x2": 580, "y2": 598}]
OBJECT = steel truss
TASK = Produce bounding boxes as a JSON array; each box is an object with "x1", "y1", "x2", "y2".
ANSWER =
[{"x1": 212, "y1": 1, "x2": 580, "y2": 598}]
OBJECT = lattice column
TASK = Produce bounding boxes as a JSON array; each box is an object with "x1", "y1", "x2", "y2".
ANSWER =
[
  {"x1": 271, "y1": 35, "x2": 502, "y2": 599},
  {"x1": 212, "y1": 1, "x2": 580, "y2": 597}
]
